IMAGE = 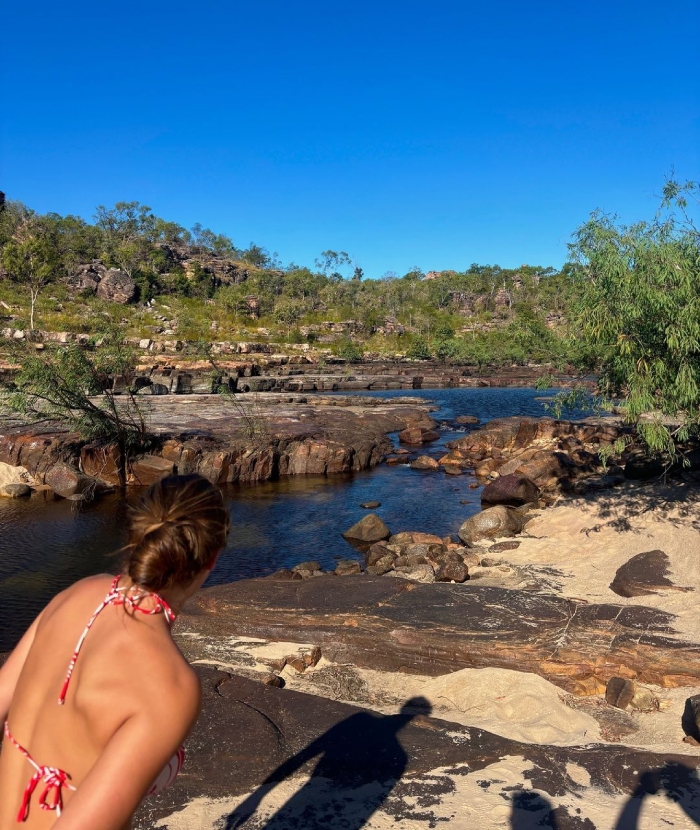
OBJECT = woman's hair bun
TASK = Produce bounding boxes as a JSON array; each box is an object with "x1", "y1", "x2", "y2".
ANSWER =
[{"x1": 123, "y1": 474, "x2": 230, "y2": 592}]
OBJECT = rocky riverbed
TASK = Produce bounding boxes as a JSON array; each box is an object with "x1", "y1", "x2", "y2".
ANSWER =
[{"x1": 131, "y1": 477, "x2": 700, "y2": 830}]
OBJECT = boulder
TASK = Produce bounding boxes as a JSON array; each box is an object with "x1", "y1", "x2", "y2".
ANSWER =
[
  {"x1": 335, "y1": 559, "x2": 362, "y2": 576},
  {"x1": 481, "y1": 473, "x2": 539, "y2": 507},
  {"x1": 398, "y1": 427, "x2": 440, "y2": 445},
  {"x1": 514, "y1": 450, "x2": 574, "y2": 491},
  {"x1": 292, "y1": 561, "x2": 322, "y2": 574},
  {"x1": 458, "y1": 506, "x2": 525, "y2": 546},
  {"x1": 0, "y1": 482, "x2": 31, "y2": 498},
  {"x1": 435, "y1": 560, "x2": 469, "y2": 583},
  {"x1": 391, "y1": 563, "x2": 435, "y2": 583},
  {"x1": 410, "y1": 455, "x2": 440, "y2": 471},
  {"x1": 366, "y1": 543, "x2": 395, "y2": 566},
  {"x1": 130, "y1": 455, "x2": 175, "y2": 486},
  {"x1": 96, "y1": 268, "x2": 136, "y2": 303},
  {"x1": 625, "y1": 456, "x2": 666, "y2": 481},
  {"x1": 45, "y1": 463, "x2": 98, "y2": 498},
  {"x1": 342, "y1": 513, "x2": 390, "y2": 543},
  {"x1": 454, "y1": 415, "x2": 480, "y2": 425},
  {"x1": 606, "y1": 677, "x2": 636, "y2": 710},
  {"x1": 366, "y1": 555, "x2": 395, "y2": 576}
]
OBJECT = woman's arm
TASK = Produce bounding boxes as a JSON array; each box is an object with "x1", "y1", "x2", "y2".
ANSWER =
[
  {"x1": 53, "y1": 670, "x2": 201, "y2": 830},
  {"x1": 0, "y1": 610, "x2": 44, "y2": 721}
]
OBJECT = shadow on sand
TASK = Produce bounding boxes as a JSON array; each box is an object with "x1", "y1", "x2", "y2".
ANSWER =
[{"x1": 220, "y1": 697, "x2": 431, "y2": 830}]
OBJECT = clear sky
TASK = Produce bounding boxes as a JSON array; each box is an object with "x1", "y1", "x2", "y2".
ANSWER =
[{"x1": 2, "y1": 0, "x2": 698, "y2": 276}]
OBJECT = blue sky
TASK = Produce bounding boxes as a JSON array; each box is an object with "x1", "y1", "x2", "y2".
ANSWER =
[{"x1": 3, "y1": 1, "x2": 698, "y2": 276}]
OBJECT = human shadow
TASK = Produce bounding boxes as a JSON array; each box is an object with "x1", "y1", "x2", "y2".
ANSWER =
[
  {"x1": 220, "y1": 696, "x2": 431, "y2": 830},
  {"x1": 613, "y1": 762, "x2": 700, "y2": 829},
  {"x1": 510, "y1": 792, "x2": 564, "y2": 829}
]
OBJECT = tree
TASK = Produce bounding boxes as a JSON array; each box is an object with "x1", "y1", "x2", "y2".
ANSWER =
[
  {"x1": 0, "y1": 332, "x2": 150, "y2": 487},
  {"x1": 94, "y1": 201, "x2": 156, "y2": 278},
  {"x1": 1, "y1": 220, "x2": 59, "y2": 329},
  {"x1": 315, "y1": 250, "x2": 351, "y2": 276},
  {"x1": 569, "y1": 187, "x2": 700, "y2": 458}
]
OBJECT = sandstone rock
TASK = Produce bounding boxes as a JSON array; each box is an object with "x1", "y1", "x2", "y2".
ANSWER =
[
  {"x1": 0, "y1": 461, "x2": 32, "y2": 489},
  {"x1": 398, "y1": 426, "x2": 440, "y2": 445},
  {"x1": 454, "y1": 415, "x2": 480, "y2": 425},
  {"x1": 292, "y1": 561, "x2": 322, "y2": 574},
  {"x1": 304, "y1": 646, "x2": 322, "y2": 667},
  {"x1": 405, "y1": 543, "x2": 430, "y2": 559},
  {"x1": 342, "y1": 513, "x2": 390, "y2": 543},
  {"x1": 130, "y1": 455, "x2": 175, "y2": 486},
  {"x1": 629, "y1": 687, "x2": 659, "y2": 712},
  {"x1": 458, "y1": 506, "x2": 525, "y2": 546},
  {"x1": 335, "y1": 559, "x2": 362, "y2": 576},
  {"x1": 96, "y1": 269, "x2": 136, "y2": 303},
  {"x1": 389, "y1": 531, "x2": 443, "y2": 546},
  {"x1": 461, "y1": 550, "x2": 481, "y2": 568},
  {"x1": 444, "y1": 464, "x2": 463, "y2": 476},
  {"x1": 366, "y1": 543, "x2": 395, "y2": 566},
  {"x1": 360, "y1": 500, "x2": 381, "y2": 508},
  {"x1": 481, "y1": 473, "x2": 539, "y2": 507},
  {"x1": 606, "y1": 677, "x2": 636, "y2": 710},
  {"x1": 45, "y1": 463, "x2": 97, "y2": 498},
  {"x1": 268, "y1": 569, "x2": 294, "y2": 580},
  {"x1": 410, "y1": 455, "x2": 440, "y2": 471},
  {"x1": 263, "y1": 673, "x2": 285, "y2": 688},
  {"x1": 610, "y1": 550, "x2": 691, "y2": 598},
  {"x1": 0, "y1": 482, "x2": 31, "y2": 498},
  {"x1": 406, "y1": 553, "x2": 429, "y2": 566},
  {"x1": 489, "y1": 540, "x2": 521, "y2": 552},
  {"x1": 435, "y1": 560, "x2": 469, "y2": 583},
  {"x1": 366, "y1": 555, "x2": 395, "y2": 575},
  {"x1": 391, "y1": 563, "x2": 435, "y2": 583}
]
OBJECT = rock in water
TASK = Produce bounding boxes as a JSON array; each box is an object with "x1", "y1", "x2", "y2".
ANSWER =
[
  {"x1": 481, "y1": 473, "x2": 539, "y2": 507},
  {"x1": 45, "y1": 463, "x2": 97, "y2": 498},
  {"x1": 292, "y1": 561, "x2": 322, "y2": 574},
  {"x1": 343, "y1": 513, "x2": 390, "y2": 543},
  {"x1": 398, "y1": 427, "x2": 440, "y2": 445},
  {"x1": 360, "y1": 500, "x2": 381, "y2": 509},
  {"x1": 410, "y1": 455, "x2": 440, "y2": 471},
  {"x1": 454, "y1": 415, "x2": 480, "y2": 425},
  {"x1": 0, "y1": 483, "x2": 31, "y2": 498},
  {"x1": 458, "y1": 506, "x2": 524, "y2": 546},
  {"x1": 610, "y1": 550, "x2": 691, "y2": 598},
  {"x1": 606, "y1": 677, "x2": 636, "y2": 710}
]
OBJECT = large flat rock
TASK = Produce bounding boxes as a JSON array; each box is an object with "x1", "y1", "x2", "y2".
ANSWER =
[
  {"x1": 134, "y1": 667, "x2": 700, "y2": 829},
  {"x1": 181, "y1": 577, "x2": 700, "y2": 693}
]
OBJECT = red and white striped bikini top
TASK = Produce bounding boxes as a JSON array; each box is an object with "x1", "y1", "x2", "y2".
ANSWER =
[{"x1": 58, "y1": 575, "x2": 176, "y2": 705}]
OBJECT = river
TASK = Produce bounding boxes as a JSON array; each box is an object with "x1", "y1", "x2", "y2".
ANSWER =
[{"x1": 0, "y1": 387, "x2": 583, "y2": 651}]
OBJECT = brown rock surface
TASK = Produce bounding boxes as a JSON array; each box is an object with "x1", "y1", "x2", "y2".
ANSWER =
[
  {"x1": 342, "y1": 513, "x2": 390, "y2": 543},
  {"x1": 133, "y1": 667, "x2": 700, "y2": 830},
  {"x1": 458, "y1": 505, "x2": 525, "y2": 545},
  {"x1": 96, "y1": 268, "x2": 136, "y2": 303},
  {"x1": 481, "y1": 473, "x2": 539, "y2": 507},
  {"x1": 182, "y1": 577, "x2": 700, "y2": 693}
]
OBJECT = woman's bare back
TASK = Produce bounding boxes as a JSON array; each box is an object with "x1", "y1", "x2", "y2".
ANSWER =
[{"x1": 0, "y1": 574, "x2": 198, "y2": 830}]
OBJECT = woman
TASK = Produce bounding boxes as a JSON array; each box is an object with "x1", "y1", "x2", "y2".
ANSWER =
[{"x1": 0, "y1": 473, "x2": 229, "y2": 829}]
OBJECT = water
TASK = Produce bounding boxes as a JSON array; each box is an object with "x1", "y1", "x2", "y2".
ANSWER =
[{"x1": 0, "y1": 387, "x2": 584, "y2": 651}]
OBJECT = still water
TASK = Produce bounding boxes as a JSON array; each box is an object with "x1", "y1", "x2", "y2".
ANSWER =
[{"x1": 0, "y1": 387, "x2": 576, "y2": 651}]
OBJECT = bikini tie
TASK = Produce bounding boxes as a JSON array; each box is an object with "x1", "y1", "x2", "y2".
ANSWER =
[{"x1": 18, "y1": 765, "x2": 73, "y2": 821}]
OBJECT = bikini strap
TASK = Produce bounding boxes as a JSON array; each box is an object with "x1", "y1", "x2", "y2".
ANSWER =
[
  {"x1": 4, "y1": 721, "x2": 76, "y2": 821},
  {"x1": 58, "y1": 575, "x2": 175, "y2": 705}
]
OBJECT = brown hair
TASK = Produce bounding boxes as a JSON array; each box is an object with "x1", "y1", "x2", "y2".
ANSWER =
[{"x1": 123, "y1": 474, "x2": 230, "y2": 592}]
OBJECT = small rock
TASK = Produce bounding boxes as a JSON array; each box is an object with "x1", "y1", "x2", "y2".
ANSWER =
[
  {"x1": 461, "y1": 550, "x2": 481, "y2": 568},
  {"x1": 489, "y1": 541, "x2": 521, "y2": 552},
  {"x1": 481, "y1": 474, "x2": 539, "y2": 507},
  {"x1": 605, "y1": 677, "x2": 636, "y2": 710},
  {"x1": 629, "y1": 687, "x2": 659, "y2": 712},
  {"x1": 435, "y1": 560, "x2": 469, "y2": 583},
  {"x1": 304, "y1": 646, "x2": 322, "y2": 667},
  {"x1": 410, "y1": 455, "x2": 440, "y2": 471},
  {"x1": 366, "y1": 555, "x2": 395, "y2": 575},
  {"x1": 458, "y1": 506, "x2": 525, "y2": 546},
  {"x1": 0, "y1": 483, "x2": 31, "y2": 498},
  {"x1": 360, "y1": 500, "x2": 381, "y2": 509},
  {"x1": 390, "y1": 564, "x2": 435, "y2": 583},
  {"x1": 398, "y1": 427, "x2": 441, "y2": 445},
  {"x1": 267, "y1": 569, "x2": 294, "y2": 580},
  {"x1": 444, "y1": 465, "x2": 463, "y2": 476},
  {"x1": 45, "y1": 463, "x2": 97, "y2": 499},
  {"x1": 292, "y1": 561, "x2": 322, "y2": 574},
  {"x1": 267, "y1": 657, "x2": 287, "y2": 671},
  {"x1": 406, "y1": 554, "x2": 429, "y2": 566},
  {"x1": 366, "y1": 543, "x2": 395, "y2": 566},
  {"x1": 335, "y1": 559, "x2": 362, "y2": 576},
  {"x1": 454, "y1": 415, "x2": 480, "y2": 425},
  {"x1": 468, "y1": 483, "x2": 480, "y2": 489},
  {"x1": 263, "y1": 674, "x2": 285, "y2": 688},
  {"x1": 342, "y1": 513, "x2": 391, "y2": 543},
  {"x1": 288, "y1": 658, "x2": 307, "y2": 673}
]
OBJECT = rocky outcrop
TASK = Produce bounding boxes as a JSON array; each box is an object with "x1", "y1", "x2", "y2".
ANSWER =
[
  {"x1": 96, "y1": 268, "x2": 137, "y2": 303},
  {"x1": 132, "y1": 666, "x2": 700, "y2": 830},
  {"x1": 183, "y1": 577, "x2": 700, "y2": 694}
]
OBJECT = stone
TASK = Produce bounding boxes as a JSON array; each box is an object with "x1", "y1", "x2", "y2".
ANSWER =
[
  {"x1": 292, "y1": 561, "x2": 322, "y2": 574},
  {"x1": 263, "y1": 673, "x2": 285, "y2": 688},
  {"x1": 489, "y1": 540, "x2": 521, "y2": 552},
  {"x1": 342, "y1": 513, "x2": 390, "y2": 543},
  {"x1": 454, "y1": 415, "x2": 480, "y2": 424},
  {"x1": 458, "y1": 506, "x2": 525, "y2": 546},
  {"x1": 44, "y1": 463, "x2": 97, "y2": 498},
  {"x1": 405, "y1": 543, "x2": 430, "y2": 559},
  {"x1": 96, "y1": 268, "x2": 136, "y2": 303},
  {"x1": 288, "y1": 657, "x2": 307, "y2": 673},
  {"x1": 80, "y1": 443, "x2": 124, "y2": 486},
  {"x1": 624, "y1": 456, "x2": 666, "y2": 481},
  {"x1": 410, "y1": 455, "x2": 440, "y2": 471},
  {"x1": 391, "y1": 564, "x2": 435, "y2": 583},
  {"x1": 366, "y1": 543, "x2": 395, "y2": 566},
  {"x1": 304, "y1": 646, "x2": 322, "y2": 667},
  {"x1": 682, "y1": 694, "x2": 700, "y2": 743},
  {"x1": 435, "y1": 560, "x2": 469, "y2": 583},
  {"x1": 0, "y1": 482, "x2": 31, "y2": 498},
  {"x1": 610, "y1": 550, "x2": 691, "y2": 598},
  {"x1": 389, "y1": 531, "x2": 443, "y2": 546},
  {"x1": 605, "y1": 677, "x2": 636, "y2": 710},
  {"x1": 267, "y1": 569, "x2": 294, "y2": 580},
  {"x1": 443, "y1": 464, "x2": 462, "y2": 476},
  {"x1": 629, "y1": 687, "x2": 659, "y2": 712},
  {"x1": 398, "y1": 426, "x2": 440, "y2": 445},
  {"x1": 360, "y1": 500, "x2": 381, "y2": 508},
  {"x1": 130, "y1": 455, "x2": 175, "y2": 486},
  {"x1": 366, "y1": 555, "x2": 395, "y2": 575},
  {"x1": 481, "y1": 473, "x2": 539, "y2": 507},
  {"x1": 335, "y1": 559, "x2": 362, "y2": 576}
]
